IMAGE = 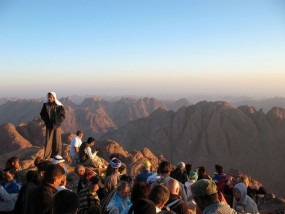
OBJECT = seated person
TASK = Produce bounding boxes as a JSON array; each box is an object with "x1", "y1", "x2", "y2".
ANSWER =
[
  {"x1": 0, "y1": 167, "x2": 21, "y2": 212},
  {"x1": 78, "y1": 137, "x2": 105, "y2": 168}
]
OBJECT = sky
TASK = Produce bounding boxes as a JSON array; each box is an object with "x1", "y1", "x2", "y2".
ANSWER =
[{"x1": 0, "y1": 0, "x2": 284, "y2": 99}]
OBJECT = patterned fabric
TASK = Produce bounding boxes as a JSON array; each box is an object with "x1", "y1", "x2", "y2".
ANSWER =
[
  {"x1": 203, "y1": 202, "x2": 238, "y2": 214},
  {"x1": 78, "y1": 187, "x2": 101, "y2": 214}
]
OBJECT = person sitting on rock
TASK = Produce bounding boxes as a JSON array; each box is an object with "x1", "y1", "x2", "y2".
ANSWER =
[
  {"x1": 191, "y1": 179, "x2": 237, "y2": 214},
  {"x1": 170, "y1": 161, "x2": 189, "y2": 185},
  {"x1": 0, "y1": 167, "x2": 21, "y2": 212},
  {"x1": 104, "y1": 157, "x2": 122, "y2": 195},
  {"x1": 197, "y1": 166, "x2": 212, "y2": 181},
  {"x1": 70, "y1": 130, "x2": 83, "y2": 164},
  {"x1": 52, "y1": 155, "x2": 68, "y2": 174},
  {"x1": 212, "y1": 164, "x2": 228, "y2": 193},
  {"x1": 135, "y1": 160, "x2": 153, "y2": 183},
  {"x1": 232, "y1": 182, "x2": 259, "y2": 213},
  {"x1": 77, "y1": 175, "x2": 103, "y2": 214},
  {"x1": 78, "y1": 137, "x2": 105, "y2": 168}
]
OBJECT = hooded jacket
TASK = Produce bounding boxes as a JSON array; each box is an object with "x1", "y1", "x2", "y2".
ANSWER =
[{"x1": 232, "y1": 183, "x2": 259, "y2": 214}]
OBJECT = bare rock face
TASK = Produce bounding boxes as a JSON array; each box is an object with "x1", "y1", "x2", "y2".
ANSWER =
[
  {"x1": 0, "y1": 123, "x2": 32, "y2": 155},
  {"x1": 0, "y1": 99, "x2": 43, "y2": 125},
  {"x1": 102, "y1": 101, "x2": 285, "y2": 197},
  {"x1": 16, "y1": 116, "x2": 46, "y2": 146}
]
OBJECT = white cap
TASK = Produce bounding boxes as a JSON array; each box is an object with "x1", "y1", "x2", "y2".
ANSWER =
[{"x1": 52, "y1": 155, "x2": 65, "y2": 164}]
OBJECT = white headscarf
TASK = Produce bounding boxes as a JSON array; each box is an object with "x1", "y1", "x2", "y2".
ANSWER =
[{"x1": 47, "y1": 91, "x2": 63, "y2": 106}]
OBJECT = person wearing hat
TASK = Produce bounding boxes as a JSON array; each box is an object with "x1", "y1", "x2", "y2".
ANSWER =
[
  {"x1": 78, "y1": 175, "x2": 103, "y2": 214},
  {"x1": 52, "y1": 155, "x2": 68, "y2": 174},
  {"x1": 40, "y1": 91, "x2": 65, "y2": 160},
  {"x1": 170, "y1": 161, "x2": 189, "y2": 184},
  {"x1": 135, "y1": 160, "x2": 153, "y2": 183},
  {"x1": 78, "y1": 137, "x2": 106, "y2": 168},
  {"x1": 191, "y1": 179, "x2": 237, "y2": 214},
  {"x1": 104, "y1": 157, "x2": 122, "y2": 195}
]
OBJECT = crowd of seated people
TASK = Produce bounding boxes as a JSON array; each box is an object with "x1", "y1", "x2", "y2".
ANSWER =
[{"x1": 0, "y1": 149, "x2": 270, "y2": 214}]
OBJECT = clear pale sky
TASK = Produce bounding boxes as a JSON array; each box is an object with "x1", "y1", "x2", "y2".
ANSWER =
[{"x1": 0, "y1": 0, "x2": 284, "y2": 99}]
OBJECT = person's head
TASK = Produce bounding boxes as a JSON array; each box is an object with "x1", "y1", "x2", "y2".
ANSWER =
[
  {"x1": 6, "y1": 157, "x2": 20, "y2": 170},
  {"x1": 43, "y1": 164, "x2": 66, "y2": 188},
  {"x1": 215, "y1": 164, "x2": 224, "y2": 174},
  {"x1": 26, "y1": 170, "x2": 37, "y2": 182},
  {"x1": 158, "y1": 161, "x2": 171, "y2": 175},
  {"x1": 166, "y1": 178, "x2": 180, "y2": 195},
  {"x1": 83, "y1": 170, "x2": 96, "y2": 183},
  {"x1": 88, "y1": 176, "x2": 104, "y2": 193},
  {"x1": 86, "y1": 137, "x2": 95, "y2": 146},
  {"x1": 191, "y1": 179, "x2": 219, "y2": 211},
  {"x1": 197, "y1": 166, "x2": 206, "y2": 176},
  {"x1": 177, "y1": 161, "x2": 185, "y2": 170},
  {"x1": 148, "y1": 184, "x2": 170, "y2": 209},
  {"x1": 48, "y1": 93, "x2": 55, "y2": 103},
  {"x1": 142, "y1": 160, "x2": 151, "y2": 171},
  {"x1": 37, "y1": 160, "x2": 53, "y2": 180},
  {"x1": 116, "y1": 181, "x2": 130, "y2": 199},
  {"x1": 74, "y1": 165, "x2": 85, "y2": 176},
  {"x1": 238, "y1": 175, "x2": 250, "y2": 188},
  {"x1": 133, "y1": 198, "x2": 156, "y2": 214},
  {"x1": 76, "y1": 130, "x2": 83, "y2": 139},
  {"x1": 120, "y1": 174, "x2": 132, "y2": 183},
  {"x1": 3, "y1": 168, "x2": 16, "y2": 182},
  {"x1": 185, "y1": 164, "x2": 192, "y2": 173},
  {"x1": 110, "y1": 157, "x2": 122, "y2": 171},
  {"x1": 234, "y1": 183, "x2": 247, "y2": 202},
  {"x1": 131, "y1": 182, "x2": 151, "y2": 203},
  {"x1": 53, "y1": 190, "x2": 79, "y2": 214},
  {"x1": 52, "y1": 155, "x2": 65, "y2": 167}
]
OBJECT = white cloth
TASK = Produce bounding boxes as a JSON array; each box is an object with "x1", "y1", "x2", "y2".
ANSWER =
[
  {"x1": 47, "y1": 91, "x2": 63, "y2": 106},
  {"x1": 70, "y1": 135, "x2": 82, "y2": 157},
  {"x1": 84, "y1": 147, "x2": 97, "y2": 159}
]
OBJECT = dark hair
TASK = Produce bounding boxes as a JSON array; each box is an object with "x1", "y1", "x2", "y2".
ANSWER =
[
  {"x1": 198, "y1": 166, "x2": 206, "y2": 175},
  {"x1": 87, "y1": 137, "x2": 95, "y2": 144},
  {"x1": 131, "y1": 182, "x2": 151, "y2": 203},
  {"x1": 76, "y1": 130, "x2": 83, "y2": 136},
  {"x1": 26, "y1": 170, "x2": 37, "y2": 181},
  {"x1": 43, "y1": 164, "x2": 65, "y2": 184},
  {"x1": 120, "y1": 174, "x2": 132, "y2": 183},
  {"x1": 53, "y1": 190, "x2": 79, "y2": 214},
  {"x1": 186, "y1": 164, "x2": 192, "y2": 172},
  {"x1": 148, "y1": 184, "x2": 170, "y2": 206},
  {"x1": 215, "y1": 164, "x2": 223, "y2": 174},
  {"x1": 158, "y1": 161, "x2": 171, "y2": 174},
  {"x1": 5, "y1": 157, "x2": 20, "y2": 169},
  {"x1": 37, "y1": 160, "x2": 52, "y2": 172}
]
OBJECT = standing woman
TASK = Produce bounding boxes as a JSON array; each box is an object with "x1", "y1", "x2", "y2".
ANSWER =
[{"x1": 40, "y1": 91, "x2": 65, "y2": 159}]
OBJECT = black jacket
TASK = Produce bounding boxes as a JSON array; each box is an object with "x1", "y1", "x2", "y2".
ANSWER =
[
  {"x1": 14, "y1": 175, "x2": 41, "y2": 214},
  {"x1": 40, "y1": 102, "x2": 65, "y2": 129},
  {"x1": 24, "y1": 183, "x2": 57, "y2": 214}
]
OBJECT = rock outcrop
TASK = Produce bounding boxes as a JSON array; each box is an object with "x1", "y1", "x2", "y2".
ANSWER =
[{"x1": 102, "y1": 101, "x2": 285, "y2": 198}]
